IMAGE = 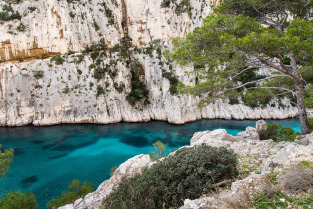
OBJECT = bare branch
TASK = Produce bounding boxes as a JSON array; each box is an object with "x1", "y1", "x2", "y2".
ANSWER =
[
  {"x1": 204, "y1": 74, "x2": 294, "y2": 97},
  {"x1": 278, "y1": 54, "x2": 294, "y2": 76},
  {"x1": 248, "y1": 52, "x2": 291, "y2": 75},
  {"x1": 233, "y1": 66, "x2": 262, "y2": 78}
]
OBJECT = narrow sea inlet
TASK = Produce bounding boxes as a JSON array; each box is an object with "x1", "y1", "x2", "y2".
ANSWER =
[{"x1": 0, "y1": 119, "x2": 301, "y2": 208}]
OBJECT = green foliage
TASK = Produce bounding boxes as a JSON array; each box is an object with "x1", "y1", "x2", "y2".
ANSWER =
[
  {"x1": 260, "y1": 124, "x2": 281, "y2": 141},
  {"x1": 51, "y1": 56, "x2": 65, "y2": 65},
  {"x1": 110, "y1": 166, "x2": 117, "y2": 177},
  {"x1": 33, "y1": 71, "x2": 44, "y2": 79},
  {"x1": 126, "y1": 60, "x2": 149, "y2": 106},
  {"x1": 94, "y1": 67, "x2": 107, "y2": 80},
  {"x1": 103, "y1": 144, "x2": 238, "y2": 209},
  {"x1": 253, "y1": 190, "x2": 313, "y2": 209},
  {"x1": 16, "y1": 23, "x2": 25, "y2": 32},
  {"x1": 0, "y1": 190, "x2": 38, "y2": 209},
  {"x1": 84, "y1": 40, "x2": 108, "y2": 54},
  {"x1": 47, "y1": 180, "x2": 94, "y2": 209},
  {"x1": 243, "y1": 89, "x2": 271, "y2": 108},
  {"x1": 28, "y1": 7, "x2": 37, "y2": 12},
  {"x1": 0, "y1": 145, "x2": 14, "y2": 177},
  {"x1": 305, "y1": 84, "x2": 313, "y2": 108},
  {"x1": 62, "y1": 87, "x2": 70, "y2": 94},
  {"x1": 309, "y1": 118, "x2": 313, "y2": 133},
  {"x1": 0, "y1": 9, "x2": 21, "y2": 21},
  {"x1": 96, "y1": 85, "x2": 105, "y2": 97},
  {"x1": 111, "y1": 44, "x2": 120, "y2": 53},
  {"x1": 148, "y1": 141, "x2": 168, "y2": 161},
  {"x1": 162, "y1": 71, "x2": 179, "y2": 94},
  {"x1": 260, "y1": 124, "x2": 300, "y2": 142},
  {"x1": 169, "y1": 0, "x2": 313, "y2": 134},
  {"x1": 298, "y1": 161, "x2": 313, "y2": 170},
  {"x1": 69, "y1": 11, "x2": 75, "y2": 18},
  {"x1": 90, "y1": 50, "x2": 100, "y2": 60},
  {"x1": 93, "y1": 21, "x2": 100, "y2": 31},
  {"x1": 217, "y1": 0, "x2": 313, "y2": 27}
]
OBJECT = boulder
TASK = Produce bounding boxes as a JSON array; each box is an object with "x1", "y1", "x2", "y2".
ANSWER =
[
  {"x1": 256, "y1": 120, "x2": 267, "y2": 134},
  {"x1": 295, "y1": 134, "x2": 313, "y2": 146},
  {"x1": 236, "y1": 127, "x2": 260, "y2": 141},
  {"x1": 190, "y1": 129, "x2": 233, "y2": 147}
]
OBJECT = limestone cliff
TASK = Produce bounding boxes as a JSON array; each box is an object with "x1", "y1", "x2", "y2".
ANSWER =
[{"x1": 0, "y1": 0, "x2": 298, "y2": 126}]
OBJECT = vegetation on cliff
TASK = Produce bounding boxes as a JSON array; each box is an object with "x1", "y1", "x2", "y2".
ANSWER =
[
  {"x1": 47, "y1": 180, "x2": 94, "y2": 209},
  {"x1": 167, "y1": 0, "x2": 313, "y2": 134}
]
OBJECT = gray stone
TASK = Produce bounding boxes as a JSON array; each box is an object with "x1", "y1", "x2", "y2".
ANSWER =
[
  {"x1": 256, "y1": 120, "x2": 267, "y2": 134},
  {"x1": 295, "y1": 134, "x2": 312, "y2": 146}
]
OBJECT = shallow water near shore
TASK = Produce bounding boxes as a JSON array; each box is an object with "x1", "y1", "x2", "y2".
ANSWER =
[{"x1": 0, "y1": 119, "x2": 301, "y2": 208}]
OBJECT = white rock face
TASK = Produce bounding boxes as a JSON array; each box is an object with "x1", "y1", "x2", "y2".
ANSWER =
[{"x1": 0, "y1": 0, "x2": 298, "y2": 126}]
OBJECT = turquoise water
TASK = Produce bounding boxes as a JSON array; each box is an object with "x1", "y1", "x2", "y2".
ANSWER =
[{"x1": 0, "y1": 119, "x2": 301, "y2": 208}]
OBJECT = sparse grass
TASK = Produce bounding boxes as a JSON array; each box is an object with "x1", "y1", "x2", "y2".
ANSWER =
[{"x1": 253, "y1": 191, "x2": 313, "y2": 209}]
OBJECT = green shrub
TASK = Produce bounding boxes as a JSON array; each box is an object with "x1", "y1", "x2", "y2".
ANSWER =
[
  {"x1": 33, "y1": 71, "x2": 44, "y2": 79},
  {"x1": 93, "y1": 21, "x2": 100, "y2": 31},
  {"x1": 94, "y1": 67, "x2": 106, "y2": 80},
  {"x1": 62, "y1": 87, "x2": 70, "y2": 94},
  {"x1": 103, "y1": 144, "x2": 238, "y2": 209},
  {"x1": 260, "y1": 124, "x2": 281, "y2": 141},
  {"x1": 69, "y1": 11, "x2": 75, "y2": 18},
  {"x1": 47, "y1": 180, "x2": 94, "y2": 209},
  {"x1": 51, "y1": 56, "x2": 65, "y2": 65},
  {"x1": 260, "y1": 124, "x2": 300, "y2": 142},
  {"x1": 96, "y1": 85, "x2": 105, "y2": 97},
  {"x1": 28, "y1": 7, "x2": 37, "y2": 12},
  {"x1": 111, "y1": 44, "x2": 120, "y2": 53},
  {"x1": 126, "y1": 60, "x2": 149, "y2": 105},
  {"x1": 110, "y1": 166, "x2": 117, "y2": 177},
  {"x1": 148, "y1": 141, "x2": 168, "y2": 161},
  {"x1": 309, "y1": 118, "x2": 313, "y2": 133},
  {"x1": 76, "y1": 54, "x2": 84, "y2": 63},
  {"x1": 16, "y1": 23, "x2": 25, "y2": 32},
  {"x1": 0, "y1": 190, "x2": 38, "y2": 209},
  {"x1": 90, "y1": 51, "x2": 99, "y2": 60}
]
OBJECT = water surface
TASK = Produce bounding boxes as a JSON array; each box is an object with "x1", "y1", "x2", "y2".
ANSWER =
[{"x1": 0, "y1": 119, "x2": 301, "y2": 208}]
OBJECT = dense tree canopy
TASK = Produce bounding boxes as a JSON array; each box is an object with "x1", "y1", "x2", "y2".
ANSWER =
[{"x1": 167, "y1": 0, "x2": 313, "y2": 134}]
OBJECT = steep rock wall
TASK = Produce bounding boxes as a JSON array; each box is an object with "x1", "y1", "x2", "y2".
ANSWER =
[{"x1": 0, "y1": 0, "x2": 298, "y2": 126}]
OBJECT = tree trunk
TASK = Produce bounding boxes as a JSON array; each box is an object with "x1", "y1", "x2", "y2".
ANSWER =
[
  {"x1": 295, "y1": 81, "x2": 310, "y2": 135},
  {"x1": 290, "y1": 53, "x2": 310, "y2": 135}
]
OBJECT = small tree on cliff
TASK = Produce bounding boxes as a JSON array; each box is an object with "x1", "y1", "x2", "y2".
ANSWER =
[
  {"x1": 166, "y1": 0, "x2": 313, "y2": 134},
  {"x1": 0, "y1": 144, "x2": 14, "y2": 177}
]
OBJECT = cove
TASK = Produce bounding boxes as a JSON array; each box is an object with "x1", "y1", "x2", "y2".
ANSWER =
[{"x1": 0, "y1": 119, "x2": 301, "y2": 208}]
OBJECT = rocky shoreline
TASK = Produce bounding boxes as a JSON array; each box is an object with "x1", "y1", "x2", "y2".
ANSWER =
[{"x1": 59, "y1": 120, "x2": 313, "y2": 209}]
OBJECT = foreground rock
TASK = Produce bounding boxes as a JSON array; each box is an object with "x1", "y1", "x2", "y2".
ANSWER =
[{"x1": 59, "y1": 121, "x2": 313, "y2": 208}]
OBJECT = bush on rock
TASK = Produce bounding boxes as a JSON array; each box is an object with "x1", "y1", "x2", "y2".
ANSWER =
[{"x1": 102, "y1": 144, "x2": 238, "y2": 209}]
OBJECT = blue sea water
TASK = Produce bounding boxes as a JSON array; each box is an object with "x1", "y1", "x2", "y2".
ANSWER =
[{"x1": 0, "y1": 119, "x2": 301, "y2": 208}]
